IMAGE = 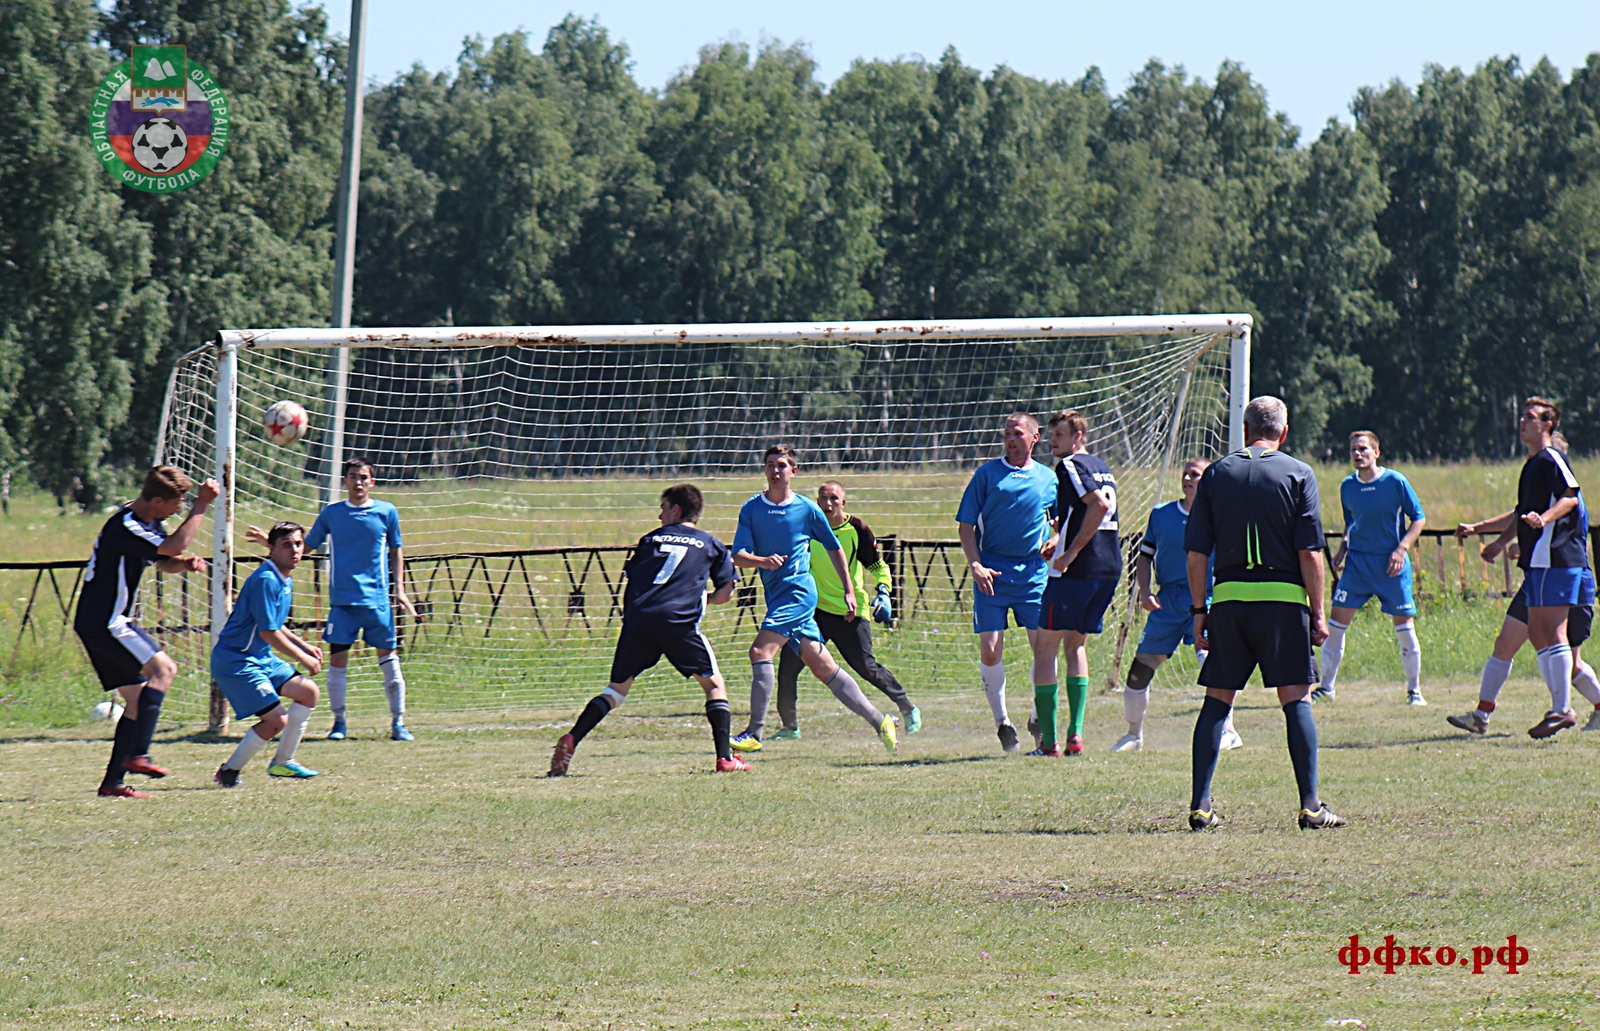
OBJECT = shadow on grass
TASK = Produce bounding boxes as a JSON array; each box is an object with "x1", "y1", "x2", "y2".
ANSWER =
[
  {"x1": 843, "y1": 754, "x2": 1002, "y2": 768},
  {"x1": 1322, "y1": 732, "x2": 1507, "y2": 749},
  {"x1": 947, "y1": 824, "x2": 1179, "y2": 836}
]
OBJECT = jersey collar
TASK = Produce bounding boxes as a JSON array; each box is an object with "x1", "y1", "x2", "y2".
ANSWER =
[{"x1": 1001, "y1": 456, "x2": 1034, "y2": 471}]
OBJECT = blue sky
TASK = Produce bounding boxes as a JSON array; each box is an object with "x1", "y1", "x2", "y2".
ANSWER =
[{"x1": 317, "y1": 0, "x2": 1600, "y2": 134}]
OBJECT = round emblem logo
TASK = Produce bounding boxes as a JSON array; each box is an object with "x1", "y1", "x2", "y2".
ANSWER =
[{"x1": 88, "y1": 45, "x2": 230, "y2": 193}]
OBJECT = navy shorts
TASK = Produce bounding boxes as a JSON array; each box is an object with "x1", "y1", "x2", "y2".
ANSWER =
[
  {"x1": 1522, "y1": 566, "x2": 1584, "y2": 608},
  {"x1": 609, "y1": 620, "x2": 720, "y2": 684},
  {"x1": 1039, "y1": 576, "x2": 1118, "y2": 634},
  {"x1": 76, "y1": 620, "x2": 162, "y2": 691},
  {"x1": 1199, "y1": 601, "x2": 1318, "y2": 691},
  {"x1": 1508, "y1": 568, "x2": 1595, "y2": 648}
]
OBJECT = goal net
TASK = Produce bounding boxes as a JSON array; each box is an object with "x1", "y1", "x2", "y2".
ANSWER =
[{"x1": 151, "y1": 317, "x2": 1248, "y2": 729}]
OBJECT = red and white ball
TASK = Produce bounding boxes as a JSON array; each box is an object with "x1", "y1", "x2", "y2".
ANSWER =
[{"x1": 264, "y1": 399, "x2": 309, "y2": 446}]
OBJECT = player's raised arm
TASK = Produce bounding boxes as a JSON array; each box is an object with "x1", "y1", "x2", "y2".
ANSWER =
[{"x1": 157, "y1": 478, "x2": 219, "y2": 557}]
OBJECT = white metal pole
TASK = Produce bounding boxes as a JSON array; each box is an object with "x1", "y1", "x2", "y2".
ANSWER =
[
  {"x1": 208, "y1": 337, "x2": 238, "y2": 734},
  {"x1": 327, "y1": 0, "x2": 366, "y2": 503},
  {"x1": 1228, "y1": 322, "x2": 1251, "y2": 453}
]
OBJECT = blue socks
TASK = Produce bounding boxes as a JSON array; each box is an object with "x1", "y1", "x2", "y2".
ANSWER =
[
  {"x1": 1189, "y1": 695, "x2": 1231, "y2": 811},
  {"x1": 1282, "y1": 698, "x2": 1320, "y2": 811}
]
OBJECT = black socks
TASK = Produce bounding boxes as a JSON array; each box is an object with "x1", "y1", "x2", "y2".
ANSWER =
[
  {"x1": 101, "y1": 715, "x2": 138, "y2": 788},
  {"x1": 706, "y1": 699, "x2": 732, "y2": 760},
  {"x1": 570, "y1": 696, "x2": 613, "y2": 745},
  {"x1": 130, "y1": 688, "x2": 165, "y2": 758},
  {"x1": 1282, "y1": 698, "x2": 1320, "y2": 811},
  {"x1": 1189, "y1": 695, "x2": 1231, "y2": 812}
]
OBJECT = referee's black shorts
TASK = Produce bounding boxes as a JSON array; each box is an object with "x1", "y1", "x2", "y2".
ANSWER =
[{"x1": 1199, "y1": 600, "x2": 1318, "y2": 691}]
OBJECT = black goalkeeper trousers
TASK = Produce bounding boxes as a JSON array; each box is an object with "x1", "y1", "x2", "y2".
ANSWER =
[{"x1": 776, "y1": 609, "x2": 912, "y2": 729}]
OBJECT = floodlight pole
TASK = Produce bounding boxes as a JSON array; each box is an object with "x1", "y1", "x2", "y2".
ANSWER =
[{"x1": 327, "y1": 0, "x2": 368, "y2": 504}]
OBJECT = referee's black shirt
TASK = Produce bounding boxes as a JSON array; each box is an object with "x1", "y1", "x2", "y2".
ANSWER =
[{"x1": 1185, "y1": 446, "x2": 1324, "y2": 590}]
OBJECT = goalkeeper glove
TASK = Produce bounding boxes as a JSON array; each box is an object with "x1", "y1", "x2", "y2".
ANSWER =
[{"x1": 870, "y1": 584, "x2": 893, "y2": 625}]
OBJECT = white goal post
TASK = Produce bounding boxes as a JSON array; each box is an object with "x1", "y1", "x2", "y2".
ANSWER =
[{"x1": 155, "y1": 314, "x2": 1250, "y2": 729}]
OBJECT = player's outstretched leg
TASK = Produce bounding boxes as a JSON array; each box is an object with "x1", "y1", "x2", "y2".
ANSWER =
[
  {"x1": 822, "y1": 612, "x2": 920, "y2": 734},
  {"x1": 379, "y1": 651, "x2": 413, "y2": 741},
  {"x1": 800, "y1": 639, "x2": 895, "y2": 754},
  {"x1": 550, "y1": 686, "x2": 626, "y2": 777}
]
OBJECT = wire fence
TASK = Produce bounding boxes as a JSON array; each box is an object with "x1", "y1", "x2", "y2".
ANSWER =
[{"x1": 2, "y1": 527, "x2": 1581, "y2": 728}]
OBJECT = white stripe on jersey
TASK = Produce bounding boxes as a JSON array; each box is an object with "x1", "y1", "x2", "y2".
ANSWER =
[
  {"x1": 111, "y1": 556, "x2": 129, "y2": 627},
  {"x1": 1063, "y1": 460, "x2": 1089, "y2": 497},
  {"x1": 122, "y1": 511, "x2": 165, "y2": 546},
  {"x1": 1548, "y1": 447, "x2": 1579, "y2": 488}
]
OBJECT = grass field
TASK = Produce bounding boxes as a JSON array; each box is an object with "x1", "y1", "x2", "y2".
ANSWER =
[{"x1": 3, "y1": 675, "x2": 1599, "y2": 1029}]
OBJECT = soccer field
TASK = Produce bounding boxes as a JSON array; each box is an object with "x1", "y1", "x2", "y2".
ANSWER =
[{"x1": 3, "y1": 675, "x2": 1598, "y2": 1030}]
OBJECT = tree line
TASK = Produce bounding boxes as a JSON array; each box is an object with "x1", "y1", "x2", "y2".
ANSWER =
[{"x1": 4, "y1": 0, "x2": 1600, "y2": 504}]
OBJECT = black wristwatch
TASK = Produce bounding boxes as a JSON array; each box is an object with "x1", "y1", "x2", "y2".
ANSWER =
[{"x1": 1190, "y1": 604, "x2": 1208, "y2": 615}]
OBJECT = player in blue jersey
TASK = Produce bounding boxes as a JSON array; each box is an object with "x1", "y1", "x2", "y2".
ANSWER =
[
  {"x1": 1115, "y1": 457, "x2": 1242, "y2": 753},
  {"x1": 211, "y1": 522, "x2": 324, "y2": 785},
  {"x1": 548, "y1": 485, "x2": 746, "y2": 776},
  {"x1": 729, "y1": 445, "x2": 898, "y2": 754},
  {"x1": 956, "y1": 413, "x2": 1058, "y2": 753},
  {"x1": 76, "y1": 466, "x2": 218, "y2": 798},
  {"x1": 1315, "y1": 431, "x2": 1429, "y2": 706},
  {"x1": 1031, "y1": 410, "x2": 1120, "y2": 757},
  {"x1": 1449, "y1": 400, "x2": 1588, "y2": 738},
  {"x1": 249, "y1": 457, "x2": 419, "y2": 742}
]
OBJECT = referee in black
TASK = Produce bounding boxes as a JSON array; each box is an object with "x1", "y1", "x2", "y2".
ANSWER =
[{"x1": 1184, "y1": 396, "x2": 1346, "y2": 830}]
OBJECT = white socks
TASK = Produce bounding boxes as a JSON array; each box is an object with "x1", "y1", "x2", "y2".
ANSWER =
[
  {"x1": 1395, "y1": 620, "x2": 1421, "y2": 693},
  {"x1": 327, "y1": 664, "x2": 349, "y2": 718},
  {"x1": 273, "y1": 701, "x2": 314, "y2": 765},
  {"x1": 1537, "y1": 644, "x2": 1574, "y2": 714},
  {"x1": 1320, "y1": 619, "x2": 1349, "y2": 692},
  {"x1": 1574, "y1": 659, "x2": 1600, "y2": 707},
  {"x1": 981, "y1": 662, "x2": 1008, "y2": 726},
  {"x1": 1123, "y1": 685, "x2": 1148, "y2": 737},
  {"x1": 379, "y1": 654, "x2": 406, "y2": 720},
  {"x1": 222, "y1": 725, "x2": 270, "y2": 771},
  {"x1": 1479, "y1": 656, "x2": 1514, "y2": 712}
]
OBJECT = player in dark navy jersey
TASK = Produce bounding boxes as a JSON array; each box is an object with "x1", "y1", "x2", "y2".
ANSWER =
[
  {"x1": 549, "y1": 484, "x2": 743, "y2": 776},
  {"x1": 1184, "y1": 396, "x2": 1344, "y2": 831},
  {"x1": 1031, "y1": 410, "x2": 1120, "y2": 757},
  {"x1": 1449, "y1": 399, "x2": 1587, "y2": 738},
  {"x1": 75, "y1": 466, "x2": 219, "y2": 798}
]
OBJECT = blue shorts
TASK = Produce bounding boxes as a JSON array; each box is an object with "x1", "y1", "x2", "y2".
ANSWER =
[
  {"x1": 211, "y1": 654, "x2": 296, "y2": 719},
  {"x1": 1331, "y1": 551, "x2": 1416, "y2": 616},
  {"x1": 1522, "y1": 566, "x2": 1584, "y2": 608},
  {"x1": 1039, "y1": 576, "x2": 1118, "y2": 634},
  {"x1": 762, "y1": 611, "x2": 825, "y2": 655},
  {"x1": 972, "y1": 553, "x2": 1047, "y2": 633},
  {"x1": 1137, "y1": 585, "x2": 1197, "y2": 655},
  {"x1": 324, "y1": 604, "x2": 396, "y2": 650}
]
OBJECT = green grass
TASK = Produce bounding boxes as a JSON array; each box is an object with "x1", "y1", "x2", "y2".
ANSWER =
[{"x1": 2, "y1": 677, "x2": 1599, "y2": 1029}]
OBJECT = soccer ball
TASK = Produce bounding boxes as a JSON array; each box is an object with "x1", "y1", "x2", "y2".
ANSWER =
[
  {"x1": 264, "y1": 400, "x2": 309, "y2": 445},
  {"x1": 92, "y1": 700, "x2": 125, "y2": 722},
  {"x1": 130, "y1": 117, "x2": 188, "y2": 174}
]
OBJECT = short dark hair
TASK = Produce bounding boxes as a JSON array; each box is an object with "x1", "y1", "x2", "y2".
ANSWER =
[
  {"x1": 1525, "y1": 396, "x2": 1560, "y2": 429},
  {"x1": 140, "y1": 465, "x2": 193, "y2": 501},
  {"x1": 1048, "y1": 410, "x2": 1087, "y2": 436},
  {"x1": 660, "y1": 484, "x2": 704, "y2": 523},
  {"x1": 342, "y1": 456, "x2": 375, "y2": 478},
  {"x1": 764, "y1": 444, "x2": 798, "y2": 465},
  {"x1": 267, "y1": 521, "x2": 305, "y2": 547}
]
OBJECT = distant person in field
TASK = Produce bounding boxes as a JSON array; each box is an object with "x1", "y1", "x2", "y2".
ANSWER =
[
  {"x1": 1185, "y1": 395, "x2": 1344, "y2": 831},
  {"x1": 210, "y1": 522, "x2": 323, "y2": 785},
  {"x1": 548, "y1": 484, "x2": 744, "y2": 776},
  {"x1": 75, "y1": 465, "x2": 218, "y2": 798},
  {"x1": 1449, "y1": 402, "x2": 1592, "y2": 738},
  {"x1": 1030, "y1": 410, "x2": 1120, "y2": 757},
  {"x1": 1118, "y1": 457, "x2": 1242, "y2": 753},
  {"x1": 247, "y1": 457, "x2": 419, "y2": 742},
  {"x1": 1315, "y1": 431, "x2": 1429, "y2": 706},
  {"x1": 774, "y1": 481, "x2": 920, "y2": 739},
  {"x1": 956, "y1": 413, "x2": 1057, "y2": 754},
  {"x1": 729, "y1": 445, "x2": 898, "y2": 755}
]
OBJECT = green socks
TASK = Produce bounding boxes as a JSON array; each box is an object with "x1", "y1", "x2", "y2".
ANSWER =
[
  {"x1": 1033, "y1": 684, "x2": 1059, "y2": 748},
  {"x1": 1065, "y1": 676, "x2": 1090, "y2": 738}
]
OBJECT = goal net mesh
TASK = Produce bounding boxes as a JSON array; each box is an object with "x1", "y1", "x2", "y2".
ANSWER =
[{"x1": 151, "y1": 328, "x2": 1235, "y2": 726}]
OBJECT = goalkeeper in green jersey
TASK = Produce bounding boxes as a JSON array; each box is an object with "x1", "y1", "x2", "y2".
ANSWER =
[{"x1": 774, "y1": 481, "x2": 921, "y2": 738}]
